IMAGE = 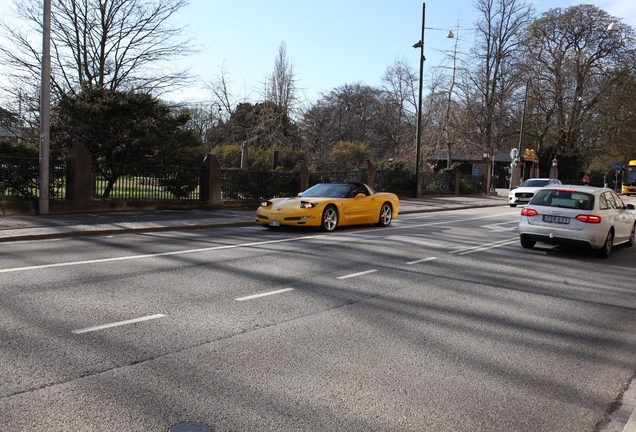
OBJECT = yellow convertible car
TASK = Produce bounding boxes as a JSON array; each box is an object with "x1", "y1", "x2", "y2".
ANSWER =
[{"x1": 255, "y1": 182, "x2": 400, "y2": 231}]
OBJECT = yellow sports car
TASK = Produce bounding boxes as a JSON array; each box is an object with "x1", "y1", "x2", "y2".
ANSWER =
[{"x1": 255, "y1": 182, "x2": 400, "y2": 231}]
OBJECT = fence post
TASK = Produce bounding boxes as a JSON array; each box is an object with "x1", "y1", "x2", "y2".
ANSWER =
[
  {"x1": 201, "y1": 154, "x2": 222, "y2": 204},
  {"x1": 293, "y1": 160, "x2": 309, "y2": 195},
  {"x1": 360, "y1": 160, "x2": 375, "y2": 189},
  {"x1": 66, "y1": 142, "x2": 92, "y2": 203}
]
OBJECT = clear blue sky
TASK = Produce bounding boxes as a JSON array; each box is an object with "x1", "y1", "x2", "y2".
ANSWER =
[{"x1": 1, "y1": 0, "x2": 634, "y2": 105}]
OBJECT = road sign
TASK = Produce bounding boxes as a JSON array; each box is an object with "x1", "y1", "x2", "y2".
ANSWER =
[{"x1": 614, "y1": 162, "x2": 622, "y2": 170}]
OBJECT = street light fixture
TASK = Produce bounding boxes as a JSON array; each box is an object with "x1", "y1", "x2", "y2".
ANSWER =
[
  {"x1": 413, "y1": 3, "x2": 454, "y2": 198},
  {"x1": 607, "y1": 22, "x2": 620, "y2": 31}
]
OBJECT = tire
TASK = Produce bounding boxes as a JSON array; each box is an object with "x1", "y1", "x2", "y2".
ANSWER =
[
  {"x1": 520, "y1": 237, "x2": 535, "y2": 249},
  {"x1": 376, "y1": 203, "x2": 392, "y2": 227},
  {"x1": 509, "y1": 204, "x2": 517, "y2": 208},
  {"x1": 320, "y1": 205, "x2": 338, "y2": 232},
  {"x1": 595, "y1": 229, "x2": 613, "y2": 258},
  {"x1": 628, "y1": 224, "x2": 636, "y2": 247}
]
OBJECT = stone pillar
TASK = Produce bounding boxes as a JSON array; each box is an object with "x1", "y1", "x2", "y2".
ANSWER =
[
  {"x1": 360, "y1": 160, "x2": 375, "y2": 189},
  {"x1": 454, "y1": 170, "x2": 461, "y2": 196},
  {"x1": 66, "y1": 142, "x2": 92, "y2": 202},
  {"x1": 293, "y1": 160, "x2": 309, "y2": 195},
  {"x1": 201, "y1": 154, "x2": 222, "y2": 204}
]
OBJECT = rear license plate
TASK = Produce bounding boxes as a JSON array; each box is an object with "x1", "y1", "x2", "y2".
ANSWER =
[
  {"x1": 269, "y1": 221, "x2": 280, "y2": 227},
  {"x1": 543, "y1": 215, "x2": 570, "y2": 224}
]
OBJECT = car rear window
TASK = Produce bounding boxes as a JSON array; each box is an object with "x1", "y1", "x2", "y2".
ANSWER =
[{"x1": 530, "y1": 190, "x2": 595, "y2": 210}]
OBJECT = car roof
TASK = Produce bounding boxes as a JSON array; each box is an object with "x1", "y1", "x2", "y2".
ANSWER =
[{"x1": 538, "y1": 184, "x2": 610, "y2": 193}]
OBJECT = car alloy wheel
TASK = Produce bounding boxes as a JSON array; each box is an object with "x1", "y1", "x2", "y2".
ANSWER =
[
  {"x1": 376, "y1": 203, "x2": 392, "y2": 227},
  {"x1": 595, "y1": 229, "x2": 613, "y2": 258},
  {"x1": 320, "y1": 205, "x2": 338, "y2": 232}
]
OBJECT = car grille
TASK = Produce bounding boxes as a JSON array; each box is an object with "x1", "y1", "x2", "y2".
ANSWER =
[{"x1": 515, "y1": 192, "x2": 534, "y2": 198}]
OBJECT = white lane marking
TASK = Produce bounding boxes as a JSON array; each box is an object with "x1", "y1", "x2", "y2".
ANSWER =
[
  {"x1": 450, "y1": 238, "x2": 518, "y2": 256},
  {"x1": 71, "y1": 314, "x2": 165, "y2": 334},
  {"x1": 0, "y1": 236, "x2": 319, "y2": 274},
  {"x1": 407, "y1": 257, "x2": 437, "y2": 265},
  {"x1": 385, "y1": 235, "x2": 447, "y2": 248},
  {"x1": 235, "y1": 288, "x2": 295, "y2": 301},
  {"x1": 481, "y1": 223, "x2": 517, "y2": 232},
  {"x1": 337, "y1": 269, "x2": 378, "y2": 280}
]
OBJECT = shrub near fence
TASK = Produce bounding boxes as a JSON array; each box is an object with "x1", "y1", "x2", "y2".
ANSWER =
[{"x1": 0, "y1": 156, "x2": 66, "y2": 200}]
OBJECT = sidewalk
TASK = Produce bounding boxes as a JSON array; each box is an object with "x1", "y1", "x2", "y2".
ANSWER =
[{"x1": 0, "y1": 191, "x2": 508, "y2": 242}]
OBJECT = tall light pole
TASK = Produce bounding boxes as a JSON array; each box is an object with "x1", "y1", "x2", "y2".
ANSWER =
[
  {"x1": 413, "y1": 3, "x2": 453, "y2": 198},
  {"x1": 412, "y1": 4, "x2": 426, "y2": 198},
  {"x1": 39, "y1": 0, "x2": 51, "y2": 215}
]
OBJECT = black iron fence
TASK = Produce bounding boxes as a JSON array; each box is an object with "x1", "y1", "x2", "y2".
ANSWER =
[
  {"x1": 221, "y1": 170, "x2": 297, "y2": 200},
  {"x1": 92, "y1": 162, "x2": 201, "y2": 200},
  {"x1": 0, "y1": 156, "x2": 66, "y2": 200},
  {"x1": 1, "y1": 156, "x2": 484, "y2": 202}
]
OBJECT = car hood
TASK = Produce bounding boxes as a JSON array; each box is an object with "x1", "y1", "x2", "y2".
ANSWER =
[
  {"x1": 509, "y1": 186, "x2": 544, "y2": 195},
  {"x1": 269, "y1": 196, "x2": 331, "y2": 206}
]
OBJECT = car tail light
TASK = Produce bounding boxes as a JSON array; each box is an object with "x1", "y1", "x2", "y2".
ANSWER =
[
  {"x1": 556, "y1": 188, "x2": 576, "y2": 193},
  {"x1": 521, "y1": 207, "x2": 538, "y2": 217},
  {"x1": 576, "y1": 214, "x2": 602, "y2": 223}
]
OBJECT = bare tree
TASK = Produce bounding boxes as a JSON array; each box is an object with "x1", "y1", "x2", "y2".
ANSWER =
[
  {"x1": 0, "y1": 0, "x2": 197, "y2": 100},
  {"x1": 263, "y1": 42, "x2": 298, "y2": 117},
  {"x1": 520, "y1": 4, "x2": 636, "y2": 178},
  {"x1": 378, "y1": 57, "x2": 418, "y2": 163},
  {"x1": 469, "y1": 0, "x2": 534, "y2": 154}
]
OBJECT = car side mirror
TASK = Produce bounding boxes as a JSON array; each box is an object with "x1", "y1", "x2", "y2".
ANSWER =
[
  {"x1": 627, "y1": 204, "x2": 635, "y2": 210},
  {"x1": 355, "y1": 193, "x2": 366, "y2": 198}
]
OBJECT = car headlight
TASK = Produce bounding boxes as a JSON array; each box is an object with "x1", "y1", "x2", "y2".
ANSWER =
[
  {"x1": 300, "y1": 201, "x2": 316, "y2": 209},
  {"x1": 260, "y1": 201, "x2": 272, "y2": 208}
]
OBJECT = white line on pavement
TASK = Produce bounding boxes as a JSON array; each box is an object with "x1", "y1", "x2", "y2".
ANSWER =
[
  {"x1": 407, "y1": 257, "x2": 438, "y2": 265},
  {"x1": 337, "y1": 269, "x2": 378, "y2": 280},
  {"x1": 0, "y1": 236, "x2": 319, "y2": 274},
  {"x1": 235, "y1": 288, "x2": 295, "y2": 301},
  {"x1": 450, "y1": 238, "x2": 519, "y2": 255},
  {"x1": 71, "y1": 314, "x2": 165, "y2": 334}
]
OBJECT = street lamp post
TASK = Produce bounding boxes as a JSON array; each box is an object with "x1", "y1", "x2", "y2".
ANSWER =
[
  {"x1": 39, "y1": 0, "x2": 51, "y2": 215},
  {"x1": 413, "y1": 4, "x2": 426, "y2": 198},
  {"x1": 412, "y1": 3, "x2": 453, "y2": 198}
]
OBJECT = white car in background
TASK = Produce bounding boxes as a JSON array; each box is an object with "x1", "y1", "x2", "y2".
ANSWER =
[
  {"x1": 508, "y1": 178, "x2": 562, "y2": 207},
  {"x1": 518, "y1": 185, "x2": 636, "y2": 258}
]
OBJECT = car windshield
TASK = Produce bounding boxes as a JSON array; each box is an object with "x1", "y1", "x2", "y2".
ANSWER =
[
  {"x1": 530, "y1": 189, "x2": 595, "y2": 210},
  {"x1": 301, "y1": 183, "x2": 359, "y2": 198},
  {"x1": 520, "y1": 179, "x2": 550, "y2": 188}
]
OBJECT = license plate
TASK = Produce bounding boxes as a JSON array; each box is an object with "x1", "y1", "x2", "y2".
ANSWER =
[
  {"x1": 543, "y1": 215, "x2": 569, "y2": 224},
  {"x1": 518, "y1": 198, "x2": 530, "y2": 202},
  {"x1": 269, "y1": 221, "x2": 280, "y2": 227}
]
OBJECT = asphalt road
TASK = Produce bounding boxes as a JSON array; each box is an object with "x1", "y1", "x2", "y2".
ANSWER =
[{"x1": 1, "y1": 205, "x2": 636, "y2": 431}]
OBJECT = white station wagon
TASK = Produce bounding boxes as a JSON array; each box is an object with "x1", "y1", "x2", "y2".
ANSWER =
[{"x1": 518, "y1": 185, "x2": 636, "y2": 258}]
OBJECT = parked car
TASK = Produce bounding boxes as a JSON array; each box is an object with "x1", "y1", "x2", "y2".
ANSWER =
[
  {"x1": 508, "y1": 178, "x2": 563, "y2": 207},
  {"x1": 255, "y1": 182, "x2": 400, "y2": 232},
  {"x1": 518, "y1": 185, "x2": 636, "y2": 258}
]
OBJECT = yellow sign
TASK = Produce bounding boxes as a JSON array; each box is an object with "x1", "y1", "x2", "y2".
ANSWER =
[{"x1": 524, "y1": 149, "x2": 536, "y2": 162}]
